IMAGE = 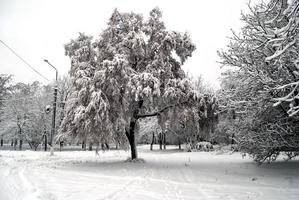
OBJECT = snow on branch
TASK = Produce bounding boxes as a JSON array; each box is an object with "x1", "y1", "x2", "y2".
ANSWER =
[
  {"x1": 265, "y1": 39, "x2": 297, "y2": 61},
  {"x1": 136, "y1": 100, "x2": 188, "y2": 119}
]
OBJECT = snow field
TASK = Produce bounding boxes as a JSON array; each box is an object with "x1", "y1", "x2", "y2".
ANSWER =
[{"x1": 0, "y1": 145, "x2": 299, "y2": 200}]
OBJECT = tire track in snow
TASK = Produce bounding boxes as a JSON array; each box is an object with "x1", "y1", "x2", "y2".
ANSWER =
[
  {"x1": 0, "y1": 155, "x2": 56, "y2": 200},
  {"x1": 18, "y1": 168, "x2": 42, "y2": 200}
]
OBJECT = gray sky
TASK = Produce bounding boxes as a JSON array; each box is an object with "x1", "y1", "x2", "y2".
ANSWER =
[{"x1": 0, "y1": 0, "x2": 259, "y2": 87}]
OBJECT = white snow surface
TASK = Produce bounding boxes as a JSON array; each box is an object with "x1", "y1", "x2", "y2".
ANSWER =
[{"x1": 0, "y1": 145, "x2": 299, "y2": 200}]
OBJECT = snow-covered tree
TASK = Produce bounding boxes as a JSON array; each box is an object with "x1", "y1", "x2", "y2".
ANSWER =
[
  {"x1": 262, "y1": 0, "x2": 299, "y2": 117},
  {"x1": 60, "y1": 8, "x2": 196, "y2": 159},
  {"x1": 218, "y1": 0, "x2": 299, "y2": 162},
  {"x1": 0, "y1": 74, "x2": 12, "y2": 109},
  {"x1": 0, "y1": 74, "x2": 12, "y2": 145},
  {"x1": 0, "y1": 81, "x2": 54, "y2": 150}
]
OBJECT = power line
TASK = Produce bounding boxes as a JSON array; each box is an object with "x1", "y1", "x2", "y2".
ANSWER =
[{"x1": 0, "y1": 39, "x2": 50, "y2": 82}]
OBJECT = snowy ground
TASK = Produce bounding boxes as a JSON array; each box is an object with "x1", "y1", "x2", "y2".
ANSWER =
[{"x1": 0, "y1": 145, "x2": 299, "y2": 200}]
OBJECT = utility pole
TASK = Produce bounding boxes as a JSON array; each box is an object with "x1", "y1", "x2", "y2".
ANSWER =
[{"x1": 44, "y1": 59, "x2": 58, "y2": 156}]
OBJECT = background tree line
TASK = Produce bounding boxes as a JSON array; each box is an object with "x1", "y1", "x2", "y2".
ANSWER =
[{"x1": 0, "y1": 74, "x2": 71, "y2": 150}]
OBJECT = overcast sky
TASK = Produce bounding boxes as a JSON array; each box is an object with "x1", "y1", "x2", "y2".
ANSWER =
[{"x1": 0, "y1": 0, "x2": 260, "y2": 87}]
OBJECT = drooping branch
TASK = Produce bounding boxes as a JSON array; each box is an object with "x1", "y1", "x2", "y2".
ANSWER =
[{"x1": 136, "y1": 100, "x2": 188, "y2": 119}]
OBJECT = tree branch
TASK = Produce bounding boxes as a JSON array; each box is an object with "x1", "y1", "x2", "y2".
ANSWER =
[{"x1": 137, "y1": 100, "x2": 188, "y2": 119}]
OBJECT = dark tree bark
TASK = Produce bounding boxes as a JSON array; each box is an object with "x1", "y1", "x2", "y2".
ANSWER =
[
  {"x1": 19, "y1": 140, "x2": 22, "y2": 150},
  {"x1": 28, "y1": 142, "x2": 33, "y2": 150},
  {"x1": 28, "y1": 141, "x2": 39, "y2": 151},
  {"x1": 163, "y1": 132, "x2": 166, "y2": 150},
  {"x1": 150, "y1": 132, "x2": 155, "y2": 151},
  {"x1": 178, "y1": 139, "x2": 181, "y2": 150},
  {"x1": 44, "y1": 135, "x2": 47, "y2": 151},
  {"x1": 128, "y1": 134, "x2": 137, "y2": 159},
  {"x1": 14, "y1": 139, "x2": 17, "y2": 150},
  {"x1": 159, "y1": 132, "x2": 163, "y2": 150},
  {"x1": 0, "y1": 138, "x2": 3, "y2": 146},
  {"x1": 101, "y1": 143, "x2": 110, "y2": 150},
  {"x1": 18, "y1": 126, "x2": 23, "y2": 150},
  {"x1": 88, "y1": 143, "x2": 93, "y2": 151},
  {"x1": 11, "y1": 139, "x2": 13, "y2": 146},
  {"x1": 125, "y1": 100, "x2": 144, "y2": 160},
  {"x1": 126, "y1": 118, "x2": 138, "y2": 159},
  {"x1": 82, "y1": 139, "x2": 87, "y2": 151},
  {"x1": 60, "y1": 141, "x2": 64, "y2": 151}
]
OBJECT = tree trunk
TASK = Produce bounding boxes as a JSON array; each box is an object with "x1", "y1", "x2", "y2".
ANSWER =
[
  {"x1": 159, "y1": 133, "x2": 163, "y2": 150},
  {"x1": 11, "y1": 139, "x2": 13, "y2": 146},
  {"x1": 18, "y1": 126, "x2": 22, "y2": 150},
  {"x1": 126, "y1": 100, "x2": 144, "y2": 160},
  {"x1": 60, "y1": 141, "x2": 64, "y2": 151},
  {"x1": 126, "y1": 118, "x2": 138, "y2": 160},
  {"x1": 150, "y1": 132, "x2": 155, "y2": 151},
  {"x1": 128, "y1": 133, "x2": 137, "y2": 159},
  {"x1": 44, "y1": 135, "x2": 47, "y2": 151},
  {"x1": 14, "y1": 139, "x2": 17, "y2": 150},
  {"x1": 88, "y1": 143, "x2": 93, "y2": 151},
  {"x1": 0, "y1": 138, "x2": 3, "y2": 146},
  {"x1": 28, "y1": 142, "x2": 33, "y2": 150},
  {"x1": 82, "y1": 139, "x2": 87, "y2": 151},
  {"x1": 19, "y1": 140, "x2": 23, "y2": 150},
  {"x1": 178, "y1": 138, "x2": 181, "y2": 150},
  {"x1": 163, "y1": 132, "x2": 166, "y2": 150}
]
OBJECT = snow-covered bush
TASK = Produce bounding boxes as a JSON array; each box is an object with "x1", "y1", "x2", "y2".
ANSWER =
[{"x1": 196, "y1": 141, "x2": 213, "y2": 152}]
